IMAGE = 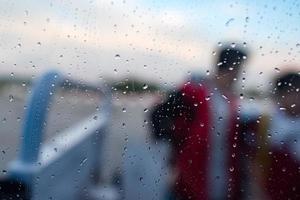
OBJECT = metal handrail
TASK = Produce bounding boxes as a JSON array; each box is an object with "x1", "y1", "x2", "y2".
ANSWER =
[{"x1": 9, "y1": 71, "x2": 111, "y2": 184}]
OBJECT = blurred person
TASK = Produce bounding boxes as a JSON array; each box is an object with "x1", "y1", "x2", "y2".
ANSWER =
[
  {"x1": 150, "y1": 43, "x2": 250, "y2": 200},
  {"x1": 253, "y1": 71, "x2": 300, "y2": 199}
]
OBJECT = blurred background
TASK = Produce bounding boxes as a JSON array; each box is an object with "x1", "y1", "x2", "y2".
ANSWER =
[{"x1": 0, "y1": 0, "x2": 300, "y2": 199}]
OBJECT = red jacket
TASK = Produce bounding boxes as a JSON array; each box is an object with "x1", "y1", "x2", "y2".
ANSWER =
[{"x1": 151, "y1": 80, "x2": 247, "y2": 199}]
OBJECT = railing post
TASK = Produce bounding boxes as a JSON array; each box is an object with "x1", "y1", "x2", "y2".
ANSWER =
[{"x1": 20, "y1": 71, "x2": 61, "y2": 164}]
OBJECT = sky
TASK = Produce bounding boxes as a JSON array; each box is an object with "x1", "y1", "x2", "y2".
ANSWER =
[{"x1": 0, "y1": 0, "x2": 300, "y2": 90}]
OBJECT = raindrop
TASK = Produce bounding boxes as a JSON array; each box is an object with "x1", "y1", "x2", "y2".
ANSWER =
[
  {"x1": 274, "y1": 67, "x2": 280, "y2": 73},
  {"x1": 9, "y1": 95, "x2": 14, "y2": 102},
  {"x1": 2, "y1": 118, "x2": 7, "y2": 123},
  {"x1": 142, "y1": 84, "x2": 148, "y2": 90},
  {"x1": 229, "y1": 167, "x2": 234, "y2": 172},
  {"x1": 245, "y1": 16, "x2": 249, "y2": 23},
  {"x1": 144, "y1": 108, "x2": 148, "y2": 112},
  {"x1": 222, "y1": 94, "x2": 228, "y2": 100},
  {"x1": 80, "y1": 158, "x2": 88, "y2": 166},
  {"x1": 291, "y1": 104, "x2": 296, "y2": 108},
  {"x1": 115, "y1": 54, "x2": 121, "y2": 59},
  {"x1": 296, "y1": 43, "x2": 300, "y2": 48},
  {"x1": 279, "y1": 107, "x2": 286, "y2": 111},
  {"x1": 122, "y1": 107, "x2": 126, "y2": 112},
  {"x1": 225, "y1": 18, "x2": 235, "y2": 26}
]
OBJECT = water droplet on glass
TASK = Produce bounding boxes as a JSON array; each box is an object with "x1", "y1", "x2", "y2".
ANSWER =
[
  {"x1": 2, "y1": 118, "x2": 7, "y2": 123},
  {"x1": 222, "y1": 95, "x2": 228, "y2": 100},
  {"x1": 245, "y1": 16, "x2": 249, "y2": 23},
  {"x1": 225, "y1": 18, "x2": 234, "y2": 26},
  {"x1": 122, "y1": 107, "x2": 126, "y2": 112},
  {"x1": 279, "y1": 107, "x2": 286, "y2": 111},
  {"x1": 9, "y1": 95, "x2": 14, "y2": 102},
  {"x1": 142, "y1": 84, "x2": 148, "y2": 90},
  {"x1": 115, "y1": 54, "x2": 121, "y2": 59},
  {"x1": 291, "y1": 104, "x2": 296, "y2": 108},
  {"x1": 80, "y1": 158, "x2": 88, "y2": 166}
]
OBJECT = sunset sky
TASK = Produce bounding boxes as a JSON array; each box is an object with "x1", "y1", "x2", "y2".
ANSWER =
[{"x1": 0, "y1": 0, "x2": 299, "y2": 90}]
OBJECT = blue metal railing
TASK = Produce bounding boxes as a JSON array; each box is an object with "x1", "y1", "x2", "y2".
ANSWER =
[
  {"x1": 21, "y1": 71, "x2": 61, "y2": 164},
  {"x1": 8, "y1": 71, "x2": 111, "y2": 198}
]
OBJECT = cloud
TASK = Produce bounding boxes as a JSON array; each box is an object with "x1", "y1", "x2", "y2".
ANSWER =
[{"x1": 0, "y1": 0, "x2": 299, "y2": 89}]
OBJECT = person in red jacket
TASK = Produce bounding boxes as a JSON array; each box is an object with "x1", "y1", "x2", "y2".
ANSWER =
[{"x1": 151, "y1": 43, "x2": 250, "y2": 199}]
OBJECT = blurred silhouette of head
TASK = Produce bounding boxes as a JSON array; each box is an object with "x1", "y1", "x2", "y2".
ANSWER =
[
  {"x1": 274, "y1": 71, "x2": 300, "y2": 116},
  {"x1": 215, "y1": 43, "x2": 248, "y2": 90}
]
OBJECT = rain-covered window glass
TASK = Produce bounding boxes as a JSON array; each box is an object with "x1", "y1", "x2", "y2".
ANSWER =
[{"x1": 0, "y1": 1, "x2": 300, "y2": 200}]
